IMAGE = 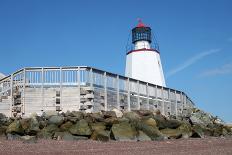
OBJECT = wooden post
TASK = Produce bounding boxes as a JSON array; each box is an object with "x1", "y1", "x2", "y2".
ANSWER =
[
  {"x1": 22, "y1": 69, "x2": 26, "y2": 115},
  {"x1": 10, "y1": 74, "x2": 13, "y2": 117},
  {"x1": 127, "y1": 78, "x2": 130, "y2": 111},
  {"x1": 146, "y1": 83, "x2": 149, "y2": 110},
  {"x1": 60, "y1": 67, "x2": 63, "y2": 110},
  {"x1": 116, "y1": 75, "x2": 120, "y2": 110},
  {"x1": 175, "y1": 90, "x2": 178, "y2": 116},
  {"x1": 104, "y1": 72, "x2": 107, "y2": 111},
  {"x1": 78, "y1": 67, "x2": 81, "y2": 111},
  {"x1": 137, "y1": 81, "x2": 140, "y2": 110},
  {"x1": 161, "y1": 87, "x2": 165, "y2": 115},
  {"x1": 41, "y1": 68, "x2": 44, "y2": 111}
]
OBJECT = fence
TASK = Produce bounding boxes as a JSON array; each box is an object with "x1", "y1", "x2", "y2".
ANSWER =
[{"x1": 0, "y1": 66, "x2": 194, "y2": 117}]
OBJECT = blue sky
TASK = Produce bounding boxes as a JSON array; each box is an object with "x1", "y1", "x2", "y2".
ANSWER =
[{"x1": 0, "y1": 0, "x2": 232, "y2": 122}]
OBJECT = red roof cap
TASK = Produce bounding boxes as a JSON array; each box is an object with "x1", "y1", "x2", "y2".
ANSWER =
[{"x1": 136, "y1": 19, "x2": 146, "y2": 28}]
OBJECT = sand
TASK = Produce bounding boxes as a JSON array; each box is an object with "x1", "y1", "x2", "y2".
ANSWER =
[{"x1": 0, "y1": 137, "x2": 231, "y2": 155}]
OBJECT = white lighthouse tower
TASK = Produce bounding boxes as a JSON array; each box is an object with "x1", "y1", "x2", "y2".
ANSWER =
[{"x1": 125, "y1": 20, "x2": 166, "y2": 86}]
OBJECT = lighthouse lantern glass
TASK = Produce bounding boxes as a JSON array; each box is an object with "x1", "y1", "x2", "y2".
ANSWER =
[{"x1": 132, "y1": 27, "x2": 151, "y2": 44}]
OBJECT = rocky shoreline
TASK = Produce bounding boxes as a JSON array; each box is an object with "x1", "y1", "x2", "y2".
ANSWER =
[{"x1": 0, "y1": 108, "x2": 231, "y2": 143}]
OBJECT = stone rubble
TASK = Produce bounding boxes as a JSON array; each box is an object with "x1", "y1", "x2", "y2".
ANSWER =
[{"x1": 0, "y1": 108, "x2": 231, "y2": 143}]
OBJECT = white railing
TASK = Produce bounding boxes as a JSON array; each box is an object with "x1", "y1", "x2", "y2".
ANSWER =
[{"x1": 0, "y1": 66, "x2": 195, "y2": 116}]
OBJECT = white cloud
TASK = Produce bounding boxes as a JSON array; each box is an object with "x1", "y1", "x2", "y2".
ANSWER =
[
  {"x1": 199, "y1": 63, "x2": 232, "y2": 77},
  {"x1": 166, "y1": 49, "x2": 221, "y2": 78}
]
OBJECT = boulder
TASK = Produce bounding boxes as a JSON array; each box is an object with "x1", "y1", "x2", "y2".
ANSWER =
[
  {"x1": 153, "y1": 109, "x2": 161, "y2": 115},
  {"x1": 91, "y1": 130, "x2": 110, "y2": 142},
  {"x1": 87, "y1": 113, "x2": 104, "y2": 122},
  {"x1": 37, "y1": 124, "x2": 60, "y2": 139},
  {"x1": 112, "y1": 108, "x2": 123, "y2": 118},
  {"x1": 160, "y1": 128, "x2": 182, "y2": 139},
  {"x1": 190, "y1": 111, "x2": 213, "y2": 127},
  {"x1": 192, "y1": 124, "x2": 213, "y2": 138},
  {"x1": 134, "y1": 121, "x2": 166, "y2": 141},
  {"x1": 90, "y1": 122, "x2": 106, "y2": 131},
  {"x1": 6, "y1": 120, "x2": 24, "y2": 135},
  {"x1": 69, "y1": 119, "x2": 92, "y2": 136},
  {"x1": 6, "y1": 133, "x2": 21, "y2": 140},
  {"x1": 103, "y1": 117, "x2": 119, "y2": 128},
  {"x1": 102, "y1": 111, "x2": 117, "y2": 118},
  {"x1": 142, "y1": 118, "x2": 157, "y2": 128},
  {"x1": 164, "y1": 119, "x2": 182, "y2": 129},
  {"x1": 60, "y1": 121, "x2": 73, "y2": 131},
  {"x1": 0, "y1": 125, "x2": 7, "y2": 136},
  {"x1": 134, "y1": 110, "x2": 153, "y2": 117},
  {"x1": 111, "y1": 122, "x2": 137, "y2": 141},
  {"x1": 48, "y1": 115, "x2": 64, "y2": 126},
  {"x1": 152, "y1": 114, "x2": 167, "y2": 129},
  {"x1": 178, "y1": 123, "x2": 192, "y2": 138},
  {"x1": 0, "y1": 113, "x2": 8, "y2": 125},
  {"x1": 21, "y1": 135, "x2": 37, "y2": 143},
  {"x1": 137, "y1": 130, "x2": 151, "y2": 141},
  {"x1": 123, "y1": 111, "x2": 141, "y2": 122},
  {"x1": 54, "y1": 132, "x2": 88, "y2": 141},
  {"x1": 69, "y1": 111, "x2": 84, "y2": 119},
  {"x1": 42, "y1": 111, "x2": 58, "y2": 119},
  {"x1": 153, "y1": 115, "x2": 182, "y2": 129},
  {"x1": 20, "y1": 117, "x2": 40, "y2": 135}
]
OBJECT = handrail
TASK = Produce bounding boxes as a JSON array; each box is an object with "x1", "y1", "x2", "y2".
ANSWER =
[{"x1": 0, "y1": 66, "x2": 195, "y2": 107}]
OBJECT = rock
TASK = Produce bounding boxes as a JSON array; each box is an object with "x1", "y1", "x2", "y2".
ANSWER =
[
  {"x1": 90, "y1": 122, "x2": 106, "y2": 131},
  {"x1": 123, "y1": 112, "x2": 141, "y2": 122},
  {"x1": 192, "y1": 124, "x2": 213, "y2": 138},
  {"x1": 60, "y1": 121, "x2": 73, "y2": 131},
  {"x1": 0, "y1": 113, "x2": 8, "y2": 125},
  {"x1": 142, "y1": 118, "x2": 157, "y2": 128},
  {"x1": 160, "y1": 128, "x2": 182, "y2": 139},
  {"x1": 69, "y1": 119, "x2": 92, "y2": 136},
  {"x1": 178, "y1": 123, "x2": 192, "y2": 138},
  {"x1": 112, "y1": 108, "x2": 123, "y2": 118},
  {"x1": 91, "y1": 130, "x2": 110, "y2": 142},
  {"x1": 67, "y1": 116, "x2": 80, "y2": 123},
  {"x1": 164, "y1": 119, "x2": 182, "y2": 129},
  {"x1": 134, "y1": 110, "x2": 153, "y2": 117},
  {"x1": 134, "y1": 121, "x2": 166, "y2": 141},
  {"x1": 54, "y1": 132, "x2": 88, "y2": 141},
  {"x1": 28, "y1": 117, "x2": 40, "y2": 134},
  {"x1": 190, "y1": 110, "x2": 213, "y2": 127},
  {"x1": 153, "y1": 109, "x2": 161, "y2": 115},
  {"x1": 69, "y1": 111, "x2": 84, "y2": 119},
  {"x1": 38, "y1": 120, "x2": 47, "y2": 129},
  {"x1": 102, "y1": 111, "x2": 117, "y2": 118},
  {"x1": 6, "y1": 133, "x2": 21, "y2": 140},
  {"x1": 6, "y1": 120, "x2": 24, "y2": 135},
  {"x1": 20, "y1": 117, "x2": 40, "y2": 135},
  {"x1": 42, "y1": 111, "x2": 58, "y2": 119},
  {"x1": 152, "y1": 114, "x2": 167, "y2": 129},
  {"x1": 153, "y1": 114, "x2": 182, "y2": 129},
  {"x1": 88, "y1": 113, "x2": 104, "y2": 122},
  {"x1": 117, "y1": 117, "x2": 130, "y2": 123},
  {"x1": 0, "y1": 126, "x2": 7, "y2": 136},
  {"x1": 63, "y1": 133, "x2": 88, "y2": 141},
  {"x1": 21, "y1": 135, "x2": 37, "y2": 143},
  {"x1": 103, "y1": 117, "x2": 119, "y2": 128},
  {"x1": 48, "y1": 115, "x2": 64, "y2": 126},
  {"x1": 137, "y1": 130, "x2": 151, "y2": 141},
  {"x1": 38, "y1": 124, "x2": 60, "y2": 139},
  {"x1": 212, "y1": 125, "x2": 223, "y2": 137},
  {"x1": 111, "y1": 122, "x2": 137, "y2": 141}
]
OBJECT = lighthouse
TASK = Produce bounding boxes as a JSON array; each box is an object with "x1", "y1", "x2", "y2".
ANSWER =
[{"x1": 125, "y1": 20, "x2": 166, "y2": 87}]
